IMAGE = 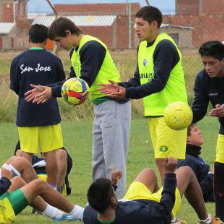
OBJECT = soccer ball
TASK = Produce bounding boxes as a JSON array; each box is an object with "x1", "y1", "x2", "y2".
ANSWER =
[
  {"x1": 61, "y1": 78, "x2": 89, "y2": 105},
  {"x1": 164, "y1": 102, "x2": 193, "y2": 130}
]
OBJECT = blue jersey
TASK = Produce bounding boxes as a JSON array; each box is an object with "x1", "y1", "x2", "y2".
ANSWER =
[
  {"x1": 83, "y1": 173, "x2": 176, "y2": 224},
  {"x1": 192, "y1": 70, "x2": 224, "y2": 134},
  {"x1": 10, "y1": 49, "x2": 65, "y2": 126}
]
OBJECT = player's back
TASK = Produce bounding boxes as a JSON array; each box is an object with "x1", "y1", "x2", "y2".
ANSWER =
[{"x1": 83, "y1": 199, "x2": 170, "y2": 224}]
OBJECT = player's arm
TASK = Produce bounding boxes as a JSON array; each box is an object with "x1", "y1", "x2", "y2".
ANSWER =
[
  {"x1": 177, "y1": 158, "x2": 199, "y2": 178},
  {"x1": 78, "y1": 41, "x2": 106, "y2": 87},
  {"x1": 125, "y1": 40, "x2": 179, "y2": 99},
  {"x1": 159, "y1": 157, "x2": 177, "y2": 215},
  {"x1": 54, "y1": 57, "x2": 66, "y2": 82},
  {"x1": 0, "y1": 168, "x2": 12, "y2": 196},
  {"x1": 111, "y1": 171, "x2": 122, "y2": 191},
  {"x1": 191, "y1": 71, "x2": 209, "y2": 123},
  {"x1": 99, "y1": 40, "x2": 179, "y2": 100},
  {"x1": 10, "y1": 57, "x2": 20, "y2": 95}
]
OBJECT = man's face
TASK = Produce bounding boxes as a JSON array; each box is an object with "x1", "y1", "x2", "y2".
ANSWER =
[
  {"x1": 134, "y1": 17, "x2": 155, "y2": 42},
  {"x1": 54, "y1": 33, "x2": 74, "y2": 51},
  {"x1": 187, "y1": 126, "x2": 203, "y2": 147},
  {"x1": 201, "y1": 55, "x2": 224, "y2": 78}
]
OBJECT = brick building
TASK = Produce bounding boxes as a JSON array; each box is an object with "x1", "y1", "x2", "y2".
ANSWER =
[
  {"x1": 54, "y1": 3, "x2": 140, "y2": 16},
  {"x1": 163, "y1": 0, "x2": 224, "y2": 46},
  {"x1": 0, "y1": 0, "x2": 29, "y2": 49}
]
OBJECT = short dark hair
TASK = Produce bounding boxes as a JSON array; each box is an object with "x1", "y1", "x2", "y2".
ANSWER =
[
  {"x1": 187, "y1": 124, "x2": 194, "y2": 136},
  {"x1": 49, "y1": 17, "x2": 82, "y2": 40},
  {"x1": 199, "y1": 41, "x2": 224, "y2": 61},
  {"x1": 87, "y1": 178, "x2": 114, "y2": 213},
  {"x1": 29, "y1": 24, "x2": 48, "y2": 43},
  {"x1": 135, "y1": 6, "x2": 162, "y2": 28}
]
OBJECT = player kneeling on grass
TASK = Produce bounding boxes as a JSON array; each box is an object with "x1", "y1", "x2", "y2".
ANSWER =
[
  {"x1": 84, "y1": 157, "x2": 222, "y2": 224},
  {"x1": 0, "y1": 156, "x2": 83, "y2": 223}
]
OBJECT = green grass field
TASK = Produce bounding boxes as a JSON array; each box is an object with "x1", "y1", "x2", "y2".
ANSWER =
[{"x1": 0, "y1": 116, "x2": 219, "y2": 223}]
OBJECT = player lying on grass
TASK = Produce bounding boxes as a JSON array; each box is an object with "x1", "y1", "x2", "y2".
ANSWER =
[
  {"x1": 178, "y1": 124, "x2": 214, "y2": 202},
  {"x1": 15, "y1": 141, "x2": 73, "y2": 195},
  {"x1": 0, "y1": 156, "x2": 84, "y2": 223},
  {"x1": 84, "y1": 157, "x2": 222, "y2": 224}
]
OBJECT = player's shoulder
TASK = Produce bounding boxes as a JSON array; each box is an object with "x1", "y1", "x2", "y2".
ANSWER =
[
  {"x1": 42, "y1": 50, "x2": 62, "y2": 62},
  {"x1": 196, "y1": 70, "x2": 209, "y2": 81},
  {"x1": 11, "y1": 50, "x2": 30, "y2": 63},
  {"x1": 157, "y1": 39, "x2": 176, "y2": 51},
  {"x1": 83, "y1": 40, "x2": 105, "y2": 51}
]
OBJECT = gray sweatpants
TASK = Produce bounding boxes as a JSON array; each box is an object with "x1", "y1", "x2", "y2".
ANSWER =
[{"x1": 92, "y1": 100, "x2": 131, "y2": 198}]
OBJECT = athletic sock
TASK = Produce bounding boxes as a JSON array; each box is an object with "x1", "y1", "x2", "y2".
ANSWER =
[
  {"x1": 69, "y1": 205, "x2": 84, "y2": 221},
  {"x1": 214, "y1": 162, "x2": 224, "y2": 221},
  {"x1": 42, "y1": 204, "x2": 64, "y2": 219},
  {"x1": 199, "y1": 214, "x2": 212, "y2": 224},
  {"x1": 48, "y1": 183, "x2": 57, "y2": 190}
]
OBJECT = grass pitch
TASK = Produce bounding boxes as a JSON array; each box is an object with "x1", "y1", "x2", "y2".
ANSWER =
[{"x1": 0, "y1": 116, "x2": 219, "y2": 223}]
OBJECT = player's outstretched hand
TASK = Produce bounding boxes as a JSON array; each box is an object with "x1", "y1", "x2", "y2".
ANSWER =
[
  {"x1": 98, "y1": 80, "x2": 126, "y2": 100},
  {"x1": 164, "y1": 157, "x2": 177, "y2": 174},
  {"x1": 209, "y1": 104, "x2": 224, "y2": 118},
  {"x1": 1, "y1": 168, "x2": 13, "y2": 180},
  {"x1": 111, "y1": 170, "x2": 122, "y2": 185},
  {"x1": 25, "y1": 84, "x2": 52, "y2": 104}
]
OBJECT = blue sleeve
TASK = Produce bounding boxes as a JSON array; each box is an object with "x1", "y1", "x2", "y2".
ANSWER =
[
  {"x1": 54, "y1": 57, "x2": 66, "y2": 82},
  {"x1": 177, "y1": 158, "x2": 199, "y2": 176},
  {"x1": 0, "y1": 177, "x2": 11, "y2": 196},
  {"x1": 192, "y1": 71, "x2": 209, "y2": 123},
  {"x1": 52, "y1": 42, "x2": 106, "y2": 96},
  {"x1": 10, "y1": 57, "x2": 20, "y2": 95},
  {"x1": 125, "y1": 40, "x2": 180, "y2": 99},
  {"x1": 159, "y1": 173, "x2": 176, "y2": 215},
  {"x1": 51, "y1": 82, "x2": 63, "y2": 97},
  {"x1": 79, "y1": 41, "x2": 106, "y2": 87}
]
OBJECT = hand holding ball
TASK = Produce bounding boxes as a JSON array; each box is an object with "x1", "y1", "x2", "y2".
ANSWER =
[{"x1": 61, "y1": 78, "x2": 89, "y2": 105}]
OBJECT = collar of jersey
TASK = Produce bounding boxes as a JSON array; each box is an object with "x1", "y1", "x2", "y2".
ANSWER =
[{"x1": 29, "y1": 47, "x2": 43, "y2": 50}]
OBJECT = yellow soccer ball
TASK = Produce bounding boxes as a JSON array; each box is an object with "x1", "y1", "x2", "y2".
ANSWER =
[
  {"x1": 164, "y1": 102, "x2": 193, "y2": 130},
  {"x1": 61, "y1": 78, "x2": 89, "y2": 105}
]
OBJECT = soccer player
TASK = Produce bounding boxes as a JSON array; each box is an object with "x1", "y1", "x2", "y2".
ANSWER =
[
  {"x1": 25, "y1": 17, "x2": 131, "y2": 198},
  {"x1": 10, "y1": 24, "x2": 66, "y2": 189},
  {"x1": 191, "y1": 41, "x2": 224, "y2": 222},
  {"x1": 84, "y1": 157, "x2": 219, "y2": 224},
  {"x1": 98, "y1": 6, "x2": 188, "y2": 182},
  {"x1": 14, "y1": 142, "x2": 73, "y2": 195},
  {"x1": 178, "y1": 125, "x2": 214, "y2": 202},
  {"x1": 0, "y1": 167, "x2": 84, "y2": 223}
]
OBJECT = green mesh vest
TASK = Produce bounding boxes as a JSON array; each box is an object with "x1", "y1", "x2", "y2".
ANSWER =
[
  {"x1": 138, "y1": 33, "x2": 187, "y2": 116},
  {"x1": 71, "y1": 35, "x2": 120, "y2": 102}
]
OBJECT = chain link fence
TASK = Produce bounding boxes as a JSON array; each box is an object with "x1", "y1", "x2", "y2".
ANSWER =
[{"x1": 1, "y1": 0, "x2": 223, "y2": 122}]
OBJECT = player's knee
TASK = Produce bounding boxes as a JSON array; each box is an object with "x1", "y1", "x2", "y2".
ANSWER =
[
  {"x1": 15, "y1": 150, "x2": 23, "y2": 157},
  {"x1": 12, "y1": 176, "x2": 26, "y2": 187},
  {"x1": 143, "y1": 168, "x2": 157, "y2": 179},
  {"x1": 177, "y1": 166, "x2": 194, "y2": 178},
  {"x1": 32, "y1": 179, "x2": 48, "y2": 191},
  {"x1": 57, "y1": 149, "x2": 67, "y2": 163}
]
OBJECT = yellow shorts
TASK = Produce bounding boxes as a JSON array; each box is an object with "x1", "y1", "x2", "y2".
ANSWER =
[
  {"x1": 148, "y1": 117, "x2": 187, "y2": 159},
  {"x1": 216, "y1": 134, "x2": 224, "y2": 163},
  {"x1": 18, "y1": 124, "x2": 63, "y2": 154},
  {"x1": 0, "y1": 197, "x2": 16, "y2": 223},
  {"x1": 123, "y1": 181, "x2": 181, "y2": 218}
]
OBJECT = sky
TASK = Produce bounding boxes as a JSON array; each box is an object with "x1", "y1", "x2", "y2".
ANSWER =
[{"x1": 28, "y1": 0, "x2": 175, "y2": 14}]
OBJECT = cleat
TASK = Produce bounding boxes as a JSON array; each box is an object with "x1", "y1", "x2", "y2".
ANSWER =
[
  {"x1": 53, "y1": 214, "x2": 77, "y2": 222},
  {"x1": 171, "y1": 217, "x2": 187, "y2": 224},
  {"x1": 211, "y1": 217, "x2": 223, "y2": 224}
]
